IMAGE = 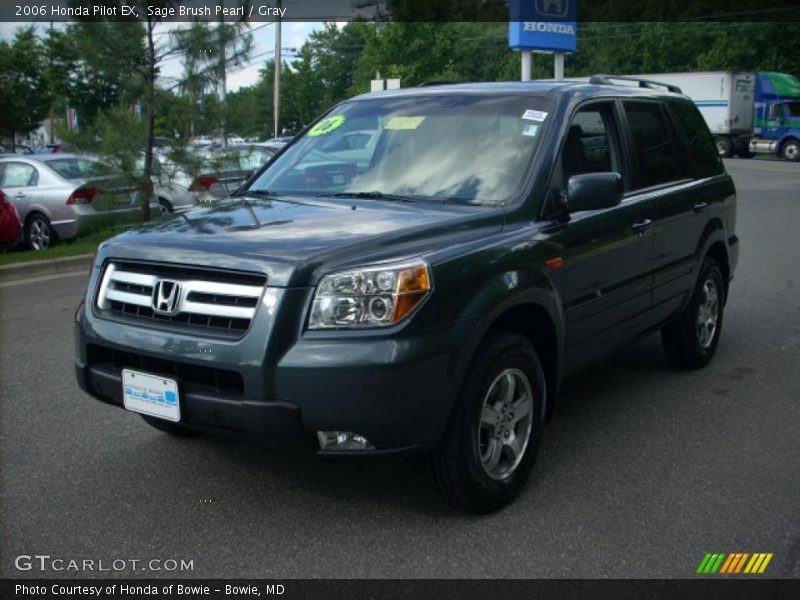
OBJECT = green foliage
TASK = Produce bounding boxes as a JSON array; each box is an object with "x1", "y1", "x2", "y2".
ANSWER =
[{"x1": 0, "y1": 27, "x2": 49, "y2": 146}]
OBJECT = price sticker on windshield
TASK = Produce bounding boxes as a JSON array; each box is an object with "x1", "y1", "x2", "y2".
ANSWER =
[
  {"x1": 385, "y1": 116, "x2": 426, "y2": 130},
  {"x1": 522, "y1": 110, "x2": 548, "y2": 122},
  {"x1": 308, "y1": 115, "x2": 346, "y2": 137}
]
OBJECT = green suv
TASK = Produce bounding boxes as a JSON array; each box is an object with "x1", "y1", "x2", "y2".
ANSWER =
[{"x1": 75, "y1": 77, "x2": 738, "y2": 512}]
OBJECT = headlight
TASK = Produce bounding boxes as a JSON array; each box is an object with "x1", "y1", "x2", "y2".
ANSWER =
[{"x1": 308, "y1": 259, "x2": 431, "y2": 329}]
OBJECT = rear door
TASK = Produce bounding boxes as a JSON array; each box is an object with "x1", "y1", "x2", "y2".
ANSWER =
[
  {"x1": 621, "y1": 99, "x2": 722, "y2": 326},
  {"x1": 0, "y1": 161, "x2": 40, "y2": 221},
  {"x1": 546, "y1": 101, "x2": 656, "y2": 372}
]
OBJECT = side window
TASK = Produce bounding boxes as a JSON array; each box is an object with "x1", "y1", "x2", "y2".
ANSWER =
[
  {"x1": 668, "y1": 100, "x2": 724, "y2": 178},
  {"x1": 622, "y1": 101, "x2": 686, "y2": 190},
  {"x1": 0, "y1": 162, "x2": 37, "y2": 188},
  {"x1": 562, "y1": 105, "x2": 619, "y2": 181},
  {"x1": 542, "y1": 103, "x2": 623, "y2": 218}
]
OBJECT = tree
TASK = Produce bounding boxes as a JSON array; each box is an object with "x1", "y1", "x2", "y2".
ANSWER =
[{"x1": 0, "y1": 27, "x2": 49, "y2": 149}]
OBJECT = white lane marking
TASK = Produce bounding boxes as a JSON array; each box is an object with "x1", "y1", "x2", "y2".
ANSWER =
[{"x1": 0, "y1": 270, "x2": 87, "y2": 289}]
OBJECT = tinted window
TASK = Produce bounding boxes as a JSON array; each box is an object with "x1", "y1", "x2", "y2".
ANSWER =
[
  {"x1": 668, "y1": 100, "x2": 724, "y2": 179},
  {"x1": 562, "y1": 106, "x2": 619, "y2": 180},
  {"x1": 623, "y1": 101, "x2": 686, "y2": 189},
  {"x1": 0, "y1": 162, "x2": 37, "y2": 187}
]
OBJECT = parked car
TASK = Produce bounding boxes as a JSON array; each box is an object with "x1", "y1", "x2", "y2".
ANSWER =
[
  {"x1": 0, "y1": 154, "x2": 158, "y2": 250},
  {"x1": 0, "y1": 144, "x2": 33, "y2": 155},
  {"x1": 0, "y1": 188, "x2": 22, "y2": 246},
  {"x1": 34, "y1": 144, "x2": 68, "y2": 154},
  {"x1": 75, "y1": 79, "x2": 738, "y2": 512}
]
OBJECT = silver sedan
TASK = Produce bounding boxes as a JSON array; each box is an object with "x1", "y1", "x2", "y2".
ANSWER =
[{"x1": 0, "y1": 154, "x2": 157, "y2": 250}]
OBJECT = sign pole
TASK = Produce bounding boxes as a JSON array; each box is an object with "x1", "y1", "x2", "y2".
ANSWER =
[
  {"x1": 521, "y1": 51, "x2": 532, "y2": 81},
  {"x1": 554, "y1": 53, "x2": 565, "y2": 80}
]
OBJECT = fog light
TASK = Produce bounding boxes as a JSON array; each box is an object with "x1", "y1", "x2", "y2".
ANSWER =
[{"x1": 317, "y1": 431, "x2": 375, "y2": 451}]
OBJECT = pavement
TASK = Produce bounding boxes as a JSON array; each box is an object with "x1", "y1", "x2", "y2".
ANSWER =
[{"x1": 1, "y1": 158, "x2": 799, "y2": 579}]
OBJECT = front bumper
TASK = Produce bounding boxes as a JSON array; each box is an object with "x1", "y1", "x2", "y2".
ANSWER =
[{"x1": 75, "y1": 287, "x2": 478, "y2": 454}]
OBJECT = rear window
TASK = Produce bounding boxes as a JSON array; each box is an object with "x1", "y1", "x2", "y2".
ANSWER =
[
  {"x1": 668, "y1": 99, "x2": 725, "y2": 179},
  {"x1": 46, "y1": 158, "x2": 114, "y2": 180}
]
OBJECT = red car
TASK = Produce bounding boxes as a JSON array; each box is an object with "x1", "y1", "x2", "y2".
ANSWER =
[{"x1": 0, "y1": 188, "x2": 22, "y2": 246}]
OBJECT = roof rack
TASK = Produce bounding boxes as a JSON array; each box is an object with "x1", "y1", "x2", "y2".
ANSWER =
[
  {"x1": 589, "y1": 74, "x2": 682, "y2": 95},
  {"x1": 416, "y1": 81, "x2": 463, "y2": 87}
]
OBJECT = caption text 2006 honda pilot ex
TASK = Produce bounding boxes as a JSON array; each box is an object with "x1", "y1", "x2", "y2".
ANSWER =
[{"x1": 75, "y1": 76, "x2": 738, "y2": 512}]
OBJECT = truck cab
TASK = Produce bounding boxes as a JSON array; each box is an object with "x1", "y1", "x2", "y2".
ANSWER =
[{"x1": 750, "y1": 72, "x2": 800, "y2": 161}]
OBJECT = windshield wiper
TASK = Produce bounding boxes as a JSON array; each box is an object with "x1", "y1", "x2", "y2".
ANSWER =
[
  {"x1": 317, "y1": 191, "x2": 417, "y2": 203},
  {"x1": 235, "y1": 189, "x2": 281, "y2": 198}
]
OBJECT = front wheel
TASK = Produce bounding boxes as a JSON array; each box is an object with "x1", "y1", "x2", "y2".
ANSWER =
[
  {"x1": 432, "y1": 330, "x2": 546, "y2": 513},
  {"x1": 780, "y1": 138, "x2": 800, "y2": 162},
  {"x1": 661, "y1": 257, "x2": 726, "y2": 369}
]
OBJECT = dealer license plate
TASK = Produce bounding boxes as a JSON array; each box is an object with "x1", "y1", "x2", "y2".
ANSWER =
[{"x1": 122, "y1": 369, "x2": 180, "y2": 422}]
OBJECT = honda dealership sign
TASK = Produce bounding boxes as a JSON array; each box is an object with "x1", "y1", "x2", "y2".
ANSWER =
[{"x1": 509, "y1": 0, "x2": 578, "y2": 53}]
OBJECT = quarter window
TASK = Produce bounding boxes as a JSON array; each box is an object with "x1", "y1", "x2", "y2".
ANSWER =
[{"x1": 623, "y1": 102, "x2": 686, "y2": 190}]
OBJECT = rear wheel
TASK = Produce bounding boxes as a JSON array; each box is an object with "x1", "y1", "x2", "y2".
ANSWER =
[
  {"x1": 780, "y1": 138, "x2": 800, "y2": 162},
  {"x1": 714, "y1": 136, "x2": 734, "y2": 158},
  {"x1": 140, "y1": 415, "x2": 200, "y2": 437},
  {"x1": 433, "y1": 330, "x2": 545, "y2": 513},
  {"x1": 661, "y1": 257, "x2": 726, "y2": 369},
  {"x1": 158, "y1": 198, "x2": 173, "y2": 215},
  {"x1": 25, "y1": 212, "x2": 54, "y2": 250}
]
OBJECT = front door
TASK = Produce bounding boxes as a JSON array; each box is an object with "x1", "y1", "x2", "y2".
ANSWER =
[{"x1": 545, "y1": 101, "x2": 655, "y2": 373}]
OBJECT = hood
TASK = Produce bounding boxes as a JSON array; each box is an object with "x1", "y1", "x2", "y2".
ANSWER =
[{"x1": 99, "y1": 195, "x2": 502, "y2": 286}]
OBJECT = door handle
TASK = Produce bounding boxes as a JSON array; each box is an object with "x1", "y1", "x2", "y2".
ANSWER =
[
  {"x1": 12, "y1": 193, "x2": 25, "y2": 199},
  {"x1": 631, "y1": 219, "x2": 652, "y2": 235},
  {"x1": 693, "y1": 202, "x2": 709, "y2": 214}
]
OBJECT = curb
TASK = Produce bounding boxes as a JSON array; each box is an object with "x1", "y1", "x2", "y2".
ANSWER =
[{"x1": 0, "y1": 253, "x2": 93, "y2": 284}]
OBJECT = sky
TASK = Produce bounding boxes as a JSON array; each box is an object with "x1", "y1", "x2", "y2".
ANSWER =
[{"x1": 0, "y1": 20, "x2": 323, "y2": 92}]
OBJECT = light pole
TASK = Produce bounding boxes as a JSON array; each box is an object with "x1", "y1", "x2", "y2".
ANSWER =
[{"x1": 273, "y1": 0, "x2": 282, "y2": 139}]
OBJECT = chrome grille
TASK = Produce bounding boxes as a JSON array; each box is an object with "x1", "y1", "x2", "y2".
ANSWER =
[{"x1": 95, "y1": 261, "x2": 266, "y2": 335}]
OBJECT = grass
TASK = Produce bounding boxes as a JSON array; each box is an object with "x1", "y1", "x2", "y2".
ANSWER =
[{"x1": 0, "y1": 227, "x2": 127, "y2": 267}]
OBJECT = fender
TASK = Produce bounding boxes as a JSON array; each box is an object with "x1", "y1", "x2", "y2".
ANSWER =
[{"x1": 447, "y1": 271, "x2": 566, "y2": 423}]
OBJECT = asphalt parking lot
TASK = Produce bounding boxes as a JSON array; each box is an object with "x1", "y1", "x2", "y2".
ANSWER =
[{"x1": 1, "y1": 158, "x2": 798, "y2": 579}]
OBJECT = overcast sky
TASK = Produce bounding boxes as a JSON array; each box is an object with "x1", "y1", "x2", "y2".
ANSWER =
[{"x1": 0, "y1": 20, "x2": 323, "y2": 92}]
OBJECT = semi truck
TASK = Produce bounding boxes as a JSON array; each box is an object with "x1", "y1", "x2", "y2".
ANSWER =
[{"x1": 590, "y1": 72, "x2": 800, "y2": 161}]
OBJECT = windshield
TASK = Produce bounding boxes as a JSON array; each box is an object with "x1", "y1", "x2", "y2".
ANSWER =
[{"x1": 247, "y1": 93, "x2": 552, "y2": 205}]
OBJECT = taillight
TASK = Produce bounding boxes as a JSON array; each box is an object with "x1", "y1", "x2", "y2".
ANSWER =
[
  {"x1": 67, "y1": 187, "x2": 99, "y2": 205},
  {"x1": 188, "y1": 176, "x2": 218, "y2": 192}
]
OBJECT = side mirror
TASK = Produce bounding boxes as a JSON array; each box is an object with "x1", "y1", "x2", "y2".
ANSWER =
[{"x1": 566, "y1": 172, "x2": 623, "y2": 213}]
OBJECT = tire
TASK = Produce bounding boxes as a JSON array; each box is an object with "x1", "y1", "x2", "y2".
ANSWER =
[
  {"x1": 433, "y1": 330, "x2": 546, "y2": 513},
  {"x1": 25, "y1": 212, "x2": 54, "y2": 250},
  {"x1": 661, "y1": 257, "x2": 726, "y2": 369},
  {"x1": 714, "y1": 137, "x2": 734, "y2": 158},
  {"x1": 780, "y1": 138, "x2": 800, "y2": 162},
  {"x1": 140, "y1": 414, "x2": 200, "y2": 437},
  {"x1": 158, "y1": 198, "x2": 173, "y2": 215}
]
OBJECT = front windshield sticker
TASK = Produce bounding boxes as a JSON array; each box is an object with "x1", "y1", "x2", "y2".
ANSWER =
[
  {"x1": 385, "y1": 116, "x2": 426, "y2": 130},
  {"x1": 522, "y1": 110, "x2": 548, "y2": 122},
  {"x1": 522, "y1": 123, "x2": 539, "y2": 137},
  {"x1": 308, "y1": 115, "x2": 346, "y2": 137}
]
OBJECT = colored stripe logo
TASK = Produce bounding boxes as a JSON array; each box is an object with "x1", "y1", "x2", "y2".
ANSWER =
[{"x1": 697, "y1": 553, "x2": 773, "y2": 574}]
